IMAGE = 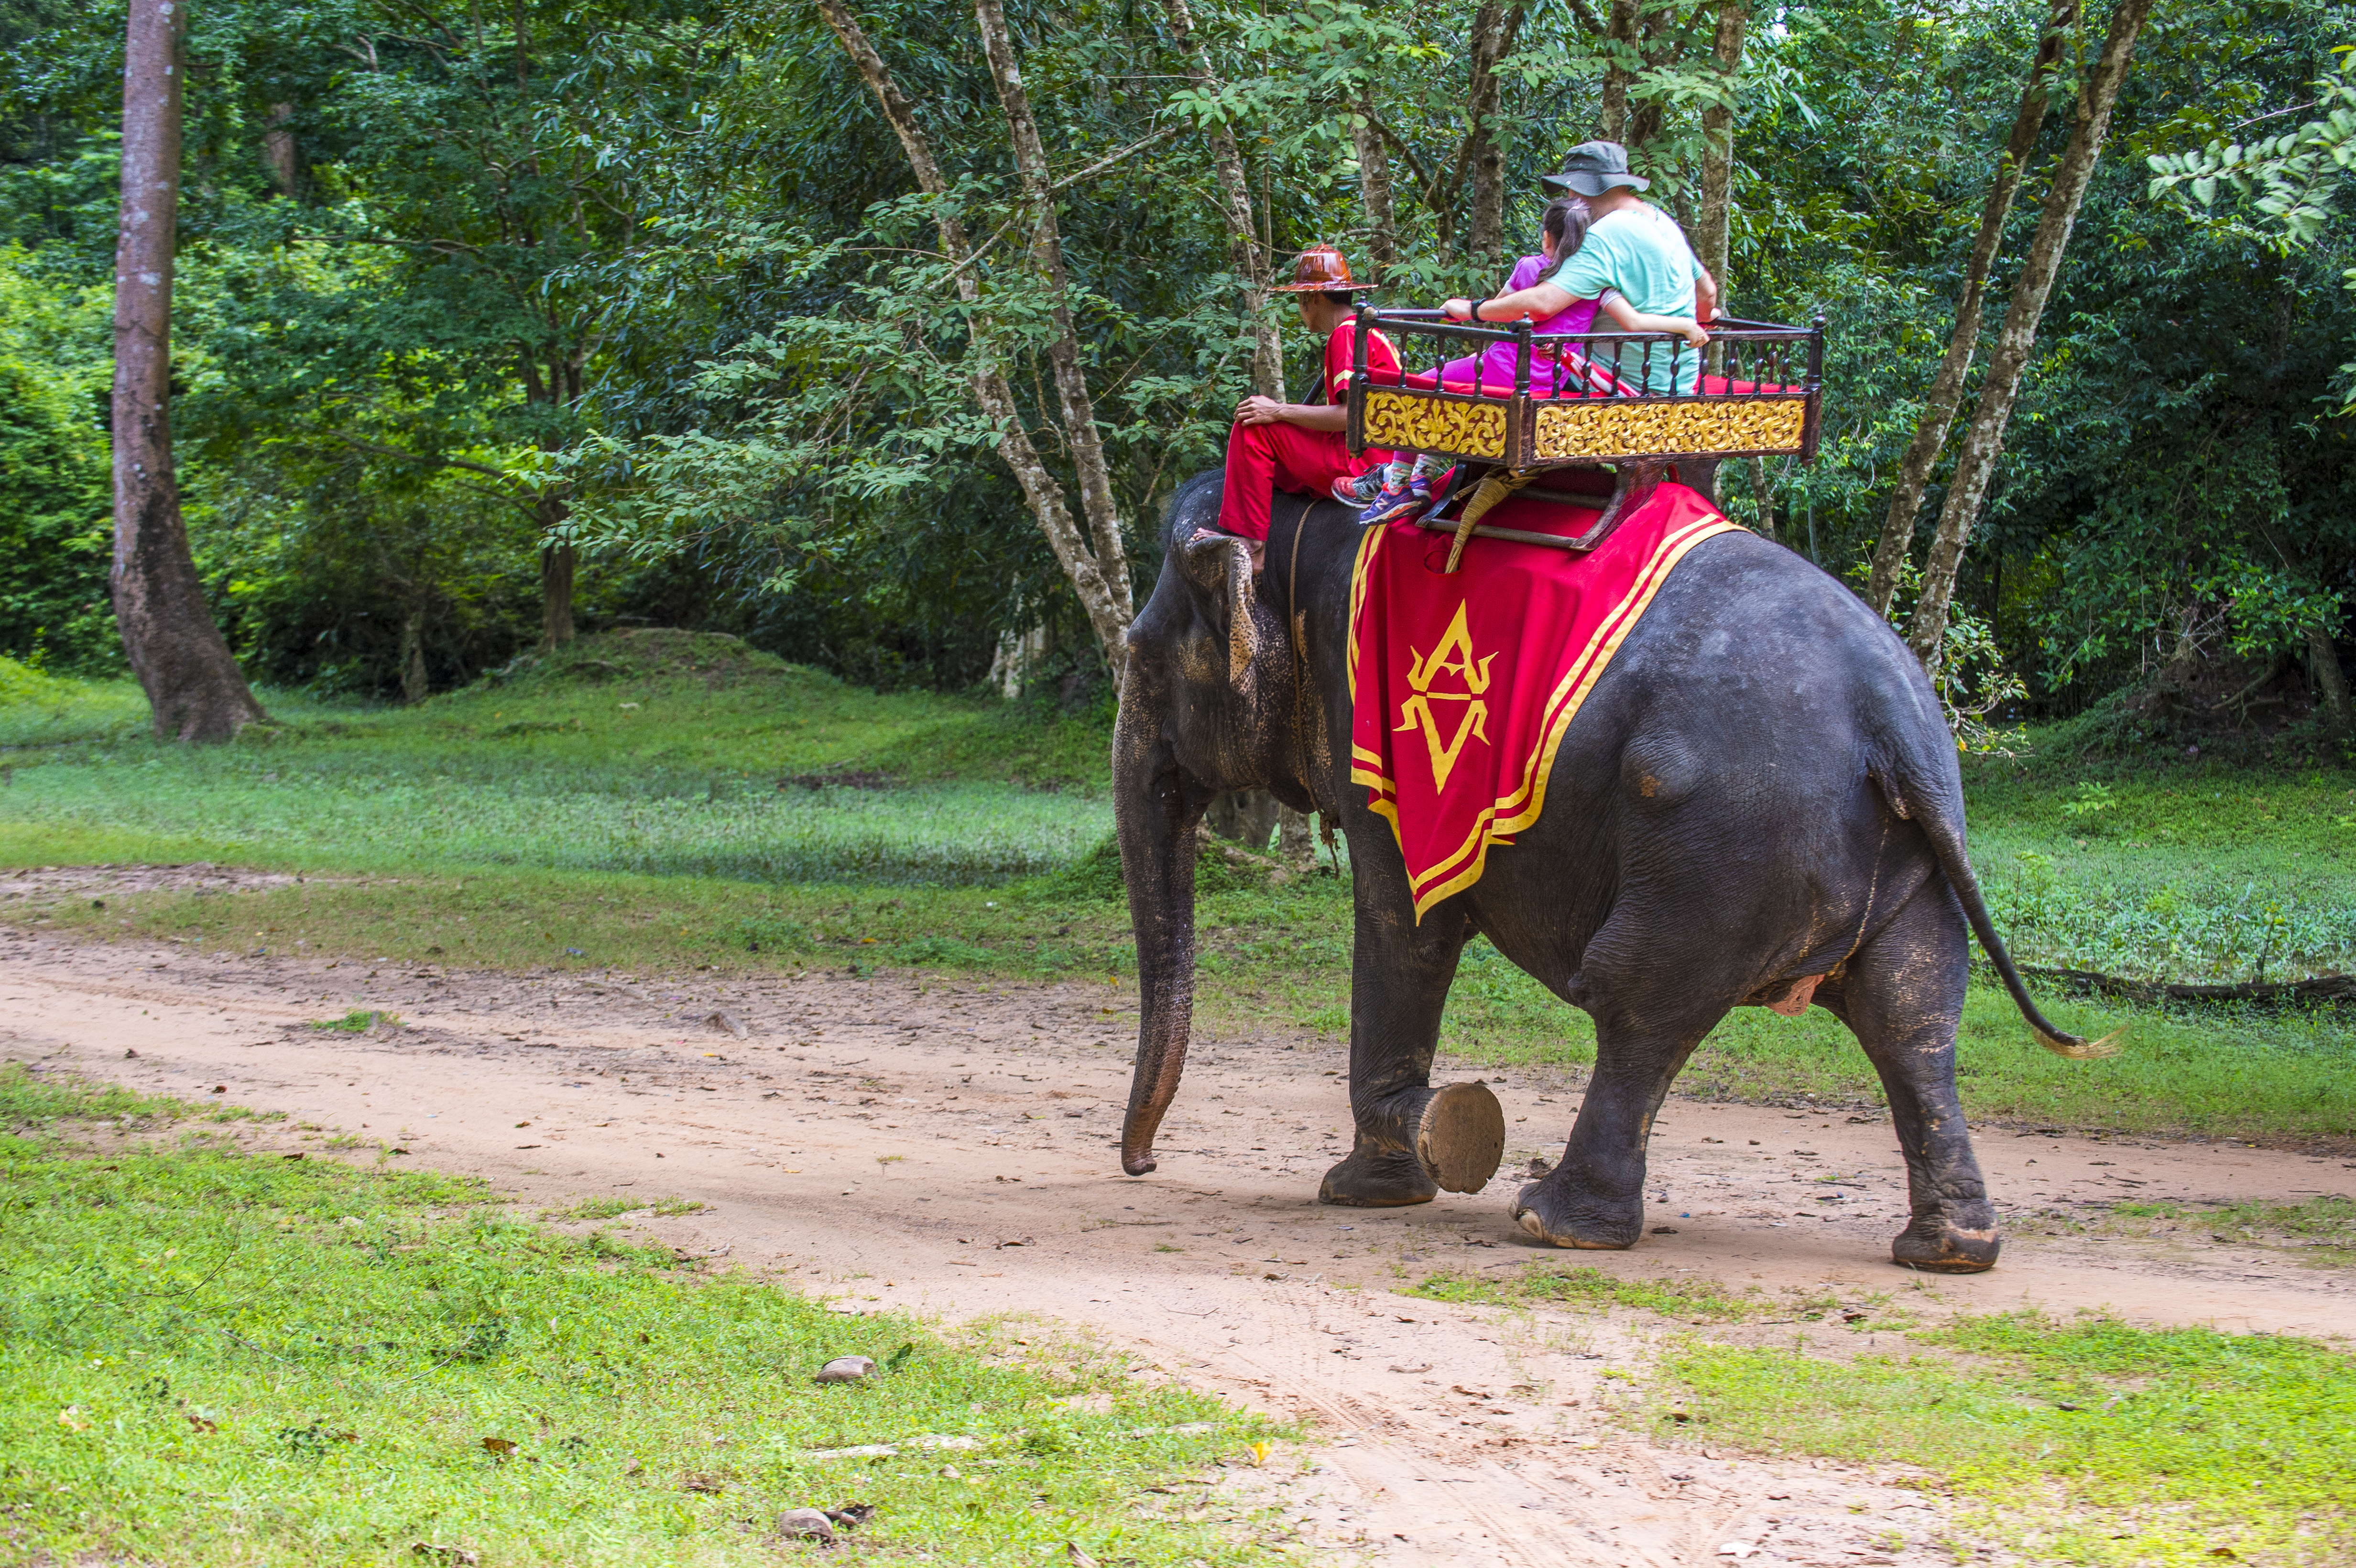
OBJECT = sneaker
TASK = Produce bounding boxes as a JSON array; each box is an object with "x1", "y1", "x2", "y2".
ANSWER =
[
  {"x1": 1356, "y1": 474, "x2": 1433, "y2": 527},
  {"x1": 1331, "y1": 470, "x2": 1384, "y2": 507}
]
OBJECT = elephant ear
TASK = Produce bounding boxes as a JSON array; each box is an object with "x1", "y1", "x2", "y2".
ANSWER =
[{"x1": 1179, "y1": 529, "x2": 1259, "y2": 688}]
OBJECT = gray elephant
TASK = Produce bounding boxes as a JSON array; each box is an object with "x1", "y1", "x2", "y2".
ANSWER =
[{"x1": 1112, "y1": 476, "x2": 2111, "y2": 1274}]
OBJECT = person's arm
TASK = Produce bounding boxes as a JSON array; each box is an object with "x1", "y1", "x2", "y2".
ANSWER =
[
  {"x1": 1597, "y1": 293, "x2": 1710, "y2": 348},
  {"x1": 1442, "y1": 281, "x2": 1578, "y2": 324},
  {"x1": 1693, "y1": 266, "x2": 1720, "y2": 325},
  {"x1": 1233, "y1": 394, "x2": 1349, "y2": 431}
]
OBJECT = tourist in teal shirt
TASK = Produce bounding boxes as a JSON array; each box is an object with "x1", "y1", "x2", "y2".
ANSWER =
[{"x1": 1444, "y1": 141, "x2": 1718, "y2": 394}]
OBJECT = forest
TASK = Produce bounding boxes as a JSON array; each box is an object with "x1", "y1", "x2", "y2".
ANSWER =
[
  {"x1": 6, "y1": 5, "x2": 2356, "y2": 1562},
  {"x1": 0, "y1": 0, "x2": 2350, "y2": 742}
]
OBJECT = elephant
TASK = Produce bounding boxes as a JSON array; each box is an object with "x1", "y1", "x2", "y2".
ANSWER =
[{"x1": 1111, "y1": 472, "x2": 2113, "y2": 1274}]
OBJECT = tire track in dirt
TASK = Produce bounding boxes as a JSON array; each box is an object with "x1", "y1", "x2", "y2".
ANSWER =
[{"x1": 6, "y1": 917, "x2": 2351, "y2": 1565}]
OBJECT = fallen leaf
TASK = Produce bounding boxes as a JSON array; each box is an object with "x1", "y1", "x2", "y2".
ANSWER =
[
  {"x1": 56, "y1": 1407, "x2": 90, "y2": 1432},
  {"x1": 480, "y1": 1437, "x2": 517, "y2": 1459},
  {"x1": 410, "y1": 1546, "x2": 480, "y2": 1566}
]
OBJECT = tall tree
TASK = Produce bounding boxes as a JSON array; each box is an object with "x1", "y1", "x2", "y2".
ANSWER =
[
  {"x1": 972, "y1": 0, "x2": 1133, "y2": 638},
  {"x1": 1459, "y1": 0, "x2": 1526, "y2": 267},
  {"x1": 110, "y1": 0, "x2": 265, "y2": 741},
  {"x1": 816, "y1": 0, "x2": 1135, "y2": 672},
  {"x1": 1691, "y1": 0, "x2": 1747, "y2": 322},
  {"x1": 1351, "y1": 99, "x2": 1398, "y2": 280},
  {"x1": 1163, "y1": 0, "x2": 1283, "y2": 398},
  {"x1": 1907, "y1": 0, "x2": 2159, "y2": 671},
  {"x1": 1863, "y1": 0, "x2": 2078, "y2": 617}
]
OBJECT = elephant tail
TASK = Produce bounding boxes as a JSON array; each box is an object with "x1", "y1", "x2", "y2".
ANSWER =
[{"x1": 1883, "y1": 765, "x2": 2123, "y2": 1061}]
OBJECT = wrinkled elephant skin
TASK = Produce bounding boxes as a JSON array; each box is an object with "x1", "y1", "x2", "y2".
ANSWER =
[{"x1": 1114, "y1": 477, "x2": 2112, "y2": 1274}]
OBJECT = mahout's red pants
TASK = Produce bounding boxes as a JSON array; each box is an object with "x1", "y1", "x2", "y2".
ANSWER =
[{"x1": 1216, "y1": 420, "x2": 1383, "y2": 541}]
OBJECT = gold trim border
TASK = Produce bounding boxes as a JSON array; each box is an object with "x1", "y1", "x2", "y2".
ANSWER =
[
  {"x1": 1361, "y1": 389, "x2": 1508, "y2": 460},
  {"x1": 1533, "y1": 397, "x2": 1806, "y2": 460}
]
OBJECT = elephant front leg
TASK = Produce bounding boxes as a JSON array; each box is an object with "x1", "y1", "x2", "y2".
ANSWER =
[{"x1": 1320, "y1": 896, "x2": 1502, "y2": 1207}]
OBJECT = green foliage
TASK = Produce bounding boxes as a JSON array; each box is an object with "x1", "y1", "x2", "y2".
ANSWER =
[
  {"x1": 1661, "y1": 1313, "x2": 2356, "y2": 1565},
  {"x1": 0, "y1": 0, "x2": 2349, "y2": 715},
  {"x1": 0, "y1": 1078, "x2": 1263, "y2": 1566},
  {"x1": 0, "y1": 245, "x2": 112, "y2": 670}
]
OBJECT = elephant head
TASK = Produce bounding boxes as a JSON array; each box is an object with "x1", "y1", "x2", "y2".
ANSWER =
[{"x1": 1113, "y1": 481, "x2": 1318, "y2": 1176}]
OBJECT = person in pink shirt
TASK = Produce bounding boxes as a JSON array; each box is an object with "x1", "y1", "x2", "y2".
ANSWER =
[{"x1": 1351, "y1": 196, "x2": 1708, "y2": 525}]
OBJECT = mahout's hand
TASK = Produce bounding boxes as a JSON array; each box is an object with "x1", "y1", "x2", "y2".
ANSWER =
[{"x1": 1234, "y1": 394, "x2": 1286, "y2": 426}]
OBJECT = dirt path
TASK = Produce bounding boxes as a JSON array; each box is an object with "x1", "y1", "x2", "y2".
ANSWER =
[{"x1": 6, "y1": 887, "x2": 2351, "y2": 1567}]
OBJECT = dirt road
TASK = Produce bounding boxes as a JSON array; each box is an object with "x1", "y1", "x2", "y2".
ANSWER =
[{"x1": 6, "y1": 872, "x2": 2351, "y2": 1567}]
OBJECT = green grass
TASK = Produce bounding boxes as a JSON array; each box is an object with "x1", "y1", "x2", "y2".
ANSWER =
[
  {"x1": 0, "y1": 658, "x2": 153, "y2": 746},
  {"x1": 4, "y1": 657, "x2": 2352, "y2": 1144},
  {"x1": 1404, "y1": 1263, "x2": 1810, "y2": 1323},
  {"x1": 0, "y1": 1064, "x2": 1272, "y2": 1566},
  {"x1": 1963, "y1": 759, "x2": 2356, "y2": 982},
  {"x1": 1656, "y1": 1312, "x2": 2356, "y2": 1566},
  {"x1": 2100, "y1": 1195, "x2": 2356, "y2": 1265},
  {"x1": 1407, "y1": 1252, "x2": 2356, "y2": 1562},
  {"x1": 312, "y1": 1008, "x2": 400, "y2": 1033}
]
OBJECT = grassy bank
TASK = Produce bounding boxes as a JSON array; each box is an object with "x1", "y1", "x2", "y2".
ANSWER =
[
  {"x1": 3, "y1": 640, "x2": 2351, "y2": 1145},
  {"x1": 0, "y1": 1065, "x2": 1267, "y2": 1566},
  {"x1": 1407, "y1": 1259, "x2": 2356, "y2": 1567}
]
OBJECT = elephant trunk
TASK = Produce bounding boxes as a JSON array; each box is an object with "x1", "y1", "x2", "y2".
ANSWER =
[{"x1": 1113, "y1": 666, "x2": 1203, "y2": 1176}]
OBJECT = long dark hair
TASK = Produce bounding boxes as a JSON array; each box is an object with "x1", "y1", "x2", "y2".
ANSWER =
[{"x1": 1535, "y1": 196, "x2": 1592, "y2": 284}]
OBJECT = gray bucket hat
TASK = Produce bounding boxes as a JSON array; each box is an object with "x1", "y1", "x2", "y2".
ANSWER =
[{"x1": 1542, "y1": 140, "x2": 1650, "y2": 196}]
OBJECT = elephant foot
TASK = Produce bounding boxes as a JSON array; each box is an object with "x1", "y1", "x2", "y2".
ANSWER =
[
  {"x1": 1891, "y1": 1209, "x2": 2000, "y2": 1274},
  {"x1": 1320, "y1": 1148, "x2": 1437, "y2": 1208},
  {"x1": 1415, "y1": 1081, "x2": 1505, "y2": 1194},
  {"x1": 1508, "y1": 1176, "x2": 1643, "y2": 1250}
]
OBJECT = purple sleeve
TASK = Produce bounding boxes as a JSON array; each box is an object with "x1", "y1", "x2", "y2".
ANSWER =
[{"x1": 1505, "y1": 253, "x2": 1547, "y2": 292}]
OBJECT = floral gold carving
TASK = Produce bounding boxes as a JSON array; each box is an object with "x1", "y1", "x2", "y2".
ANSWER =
[
  {"x1": 1533, "y1": 397, "x2": 1807, "y2": 460},
  {"x1": 1362, "y1": 390, "x2": 1508, "y2": 460}
]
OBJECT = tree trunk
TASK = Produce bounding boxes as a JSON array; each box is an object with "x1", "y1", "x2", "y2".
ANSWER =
[
  {"x1": 1274, "y1": 802, "x2": 1314, "y2": 865},
  {"x1": 539, "y1": 534, "x2": 576, "y2": 649},
  {"x1": 1598, "y1": 0, "x2": 1639, "y2": 142},
  {"x1": 399, "y1": 610, "x2": 429, "y2": 703},
  {"x1": 1907, "y1": 0, "x2": 2155, "y2": 672},
  {"x1": 1693, "y1": 0, "x2": 1746, "y2": 325},
  {"x1": 2308, "y1": 622, "x2": 2353, "y2": 740},
  {"x1": 262, "y1": 101, "x2": 300, "y2": 198},
  {"x1": 973, "y1": 0, "x2": 1134, "y2": 628},
  {"x1": 1460, "y1": 1, "x2": 1525, "y2": 269},
  {"x1": 1163, "y1": 0, "x2": 1282, "y2": 398},
  {"x1": 1352, "y1": 102, "x2": 1397, "y2": 281},
  {"x1": 1864, "y1": 0, "x2": 2077, "y2": 617},
  {"x1": 1205, "y1": 789, "x2": 1279, "y2": 850},
  {"x1": 817, "y1": 0, "x2": 1134, "y2": 675},
  {"x1": 109, "y1": 0, "x2": 266, "y2": 744},
  {"x1": 1747, "y1": 455, "x2": 1777, "y2": 543}
]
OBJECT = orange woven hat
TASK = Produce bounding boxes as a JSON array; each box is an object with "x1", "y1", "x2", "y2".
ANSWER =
[{"x1": 1271, "y1": 244, "x2": 1378, "y2": 293}]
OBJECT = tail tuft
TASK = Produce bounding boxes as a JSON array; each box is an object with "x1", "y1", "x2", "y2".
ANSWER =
[{"x1": 2033, "y1": 1024, "x2": 2125, "y2": 1060}]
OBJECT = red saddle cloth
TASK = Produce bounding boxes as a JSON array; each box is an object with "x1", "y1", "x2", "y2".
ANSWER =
[{"x1": 1347, "y1": 481, "x2": 1745, "y2": 917}]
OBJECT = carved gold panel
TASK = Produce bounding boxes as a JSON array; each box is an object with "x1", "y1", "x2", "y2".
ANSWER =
[
  {"x1": 1361, "y1": 390, "x2": 1508, "y2": 460},
  {"x1": 1532, "y1": 396, "x2": 1808, "y2": 460}
]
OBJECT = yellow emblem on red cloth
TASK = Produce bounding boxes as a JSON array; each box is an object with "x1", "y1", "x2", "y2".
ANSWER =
[
  {"x1": 1349, "y1": 482, "x2": 1745, "y2": 918},
  {"x1": 1395, "y1": 603, "x2": 1496, "y2": 791}
]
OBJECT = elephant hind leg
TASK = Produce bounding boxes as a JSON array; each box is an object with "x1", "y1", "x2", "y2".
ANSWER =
[
  {"x1": 1817, "y1": 880, "x2": 1998, "y2": 1274},
  {"x1": 1511, "y1": 968, "x2": 1745, "y2": 1251}
]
